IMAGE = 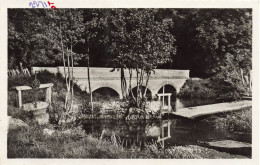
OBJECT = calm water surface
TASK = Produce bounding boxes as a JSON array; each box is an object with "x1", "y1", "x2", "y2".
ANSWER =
[{"x1": 82, "y1": 98, "x2": 251, "y2": 157}]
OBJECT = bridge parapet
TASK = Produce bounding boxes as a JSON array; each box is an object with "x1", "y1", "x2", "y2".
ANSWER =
[
  {"x1": 32, "y1": 67, "x2": 189, "y2": 99},
  {"x1": 32, "y1": 67, "x2": 189, "y2": 79}
]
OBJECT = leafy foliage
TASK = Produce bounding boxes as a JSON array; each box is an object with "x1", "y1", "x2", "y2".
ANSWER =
[
  {"x1": 102, "y1": 9, "x2": 176, "y2": 106},
  {"x1": 178, "y1": 79, "x2": 218, "y2": 99},
  {"x1": 8, "y1": 9, "x2": 57, "y2": 68},
  {"x1": 193, "y1": 10, "x2": 252, "y2": 75},
  {"x1": 8, "y1": 9, "x2": 252, "y2": 100}
]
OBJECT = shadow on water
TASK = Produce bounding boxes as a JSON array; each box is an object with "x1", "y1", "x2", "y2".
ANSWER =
[
  {"x1": 81, "y1": 96, "x2": 251, "y2": 157},
  {"x1": 82, "y1": 118, "x2": 251, "y2": 157}
]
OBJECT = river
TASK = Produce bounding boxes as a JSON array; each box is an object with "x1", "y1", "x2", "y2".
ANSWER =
[{"x1": 82, "y1": 98, "x2": 251, "y2": 157}]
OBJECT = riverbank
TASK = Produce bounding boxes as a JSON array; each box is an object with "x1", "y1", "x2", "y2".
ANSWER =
[
  {"x1": 202, "y1": 106, "x2": 252, "y2": 133},
  {"x1": 8, "y1": 122, "x2": 247, "y2": 159},
  {"x1": 7, "y1": 71, "x2": 251, "y2": 158},
  {"x1": 7, "y1": 101, "x2": 251, "y2": 158}
]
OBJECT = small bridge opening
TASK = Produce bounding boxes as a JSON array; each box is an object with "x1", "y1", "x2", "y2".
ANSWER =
[
  {"x1": 157, "y1": 85, "x2": 177, "y2": 111},
  {"x1": 92, "y1": 87, "x2": 120, "y2": 101},
  {"x1": 158, "y1": 85, "x2": 177, "y2": 98},
  {"x1": 130, "y1": 86, "x2": 152, "y2": 100}
]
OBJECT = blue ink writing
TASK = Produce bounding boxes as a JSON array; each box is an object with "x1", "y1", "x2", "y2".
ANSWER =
[{"x1": 29, "y1": 1, "x2": 53, "y2": 8}]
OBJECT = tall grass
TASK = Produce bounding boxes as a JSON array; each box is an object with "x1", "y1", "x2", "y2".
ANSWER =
[{"x1": 8, "y1": 124, "x2": 246, "y2": 159}]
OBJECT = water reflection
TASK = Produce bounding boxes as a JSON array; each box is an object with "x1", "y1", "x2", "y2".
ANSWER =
[{"x1": 82, "y1": 119, "x2": 251, "y2": 150}]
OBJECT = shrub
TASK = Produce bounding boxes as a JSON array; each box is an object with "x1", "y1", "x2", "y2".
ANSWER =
[
  {"x1": 178, "y1": 78, "x2": 245, "y2": 101},
  {"x1": 178, "y1": 79, "x2": 217, "y2": 99},
  {"x1": 210, "y1": 76, "x2": 243, "y2": 101},
  {"x1": 80, "y1": 101, "x2": 102, "y2": 116},
  {"x1": 8, "y1": 74, "x2": 33, "y2": 89},
  {"x1": 8, "y1": 70, "x2": 89, "y2": 124},
  {"x1": 8, "y1": 105, "x2": 33, "y2": 123}
]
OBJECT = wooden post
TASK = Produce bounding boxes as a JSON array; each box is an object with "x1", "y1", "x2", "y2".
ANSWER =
[
  {"x1": 161, "y1": 125, "x2": 165, "y2": 148},
  {"x1": 168, "y1": 121, "x2": 170, "y2": 137},
  {"x1": 18, "y1": 90, "x2": 22, "y2": 108},
  {"x1": 162, "y1": 86, "x2": 165, "y2": 108},
  {"x1": 45, "y1": 86, "x2": 52, "y2": 103},
  {"x1": 45, "y1": 88, "x2": 48, "y2": 102},
  {"x1": 168, "y1": 94, "x2": 171, "y2": 113},
  {"x1": 48, "y1": 87, "x2": 51, "y2": 102},
  {"x1": 162, "y1": 125, "x2": 164, "y2": 138}
]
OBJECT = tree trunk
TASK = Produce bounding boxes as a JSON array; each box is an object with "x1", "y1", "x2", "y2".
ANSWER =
[
  {"x1": 139, "y1": 69, "x2": 144, "y2": 97},
  {"x1": 59, "y1": 23, "x2": 68, "y2": 109},
  {"x1": 121, "y1": 67, "x2": 127, "y2": 99},
  {"x1": 136, "y1": 68, "x2": 139, "y2": 107},
  {"x1": 67, "y1": 47, "x2": 71, "y2": 92},
  {"x1": 129, "y1": 68, "x2": 136, "y2": 103},
  {"x1": 143, "y1": 72, "x2": 150, "y2": 98},
  {"x1": 70, "y1": 41, "x2": 74, "y2": 111},
  {"x1": 66, "y1": 47, "x2": 71, "y2": 110},
  {"x1": 87, "y1": 41, "x2": 93, "y2": 113}
]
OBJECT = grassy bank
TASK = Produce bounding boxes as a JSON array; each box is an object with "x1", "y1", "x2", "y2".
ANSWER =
[
  {"x1": 202, "y1": 106, "x2": 252, "y2": 133},
  {"x1": 8, "y1": 124, "x2": 246, "y2": 159},
  {"x1": 7, "y1": 71, "x2": 251, "y2": 159}
]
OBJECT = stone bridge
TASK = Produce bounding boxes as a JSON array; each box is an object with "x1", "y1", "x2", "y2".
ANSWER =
[{"x1": 32, "y1": 67, "x2": 189, "y2": 99}]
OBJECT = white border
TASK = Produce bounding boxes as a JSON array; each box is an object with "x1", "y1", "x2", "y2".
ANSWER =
[{"x1": 0, "y1": 0, "x2": 259, "y2": 165}]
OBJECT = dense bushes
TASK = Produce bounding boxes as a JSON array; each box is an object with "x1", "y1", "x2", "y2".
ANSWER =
[
  {"x1": 178, "y1": 78, "x2": 245, "y2": 101},
  {"x1": 8, "y1": 105, "x2": 33, "y2": 123},
  {"x1": 80, "y1": 100, "x2": 102, "y2": 116},
  {"x1": 8, "y1": 70, "x2": 89, "y2": 123},
  {"x1": 178, "y1": 79, "x2": 217, "y2": 99}
]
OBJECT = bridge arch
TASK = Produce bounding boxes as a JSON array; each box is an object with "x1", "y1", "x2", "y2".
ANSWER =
[
  {"x1": 92, "y1": 82, "x2": 123, "y2": 99},
  {"x1": 153, "y1": 81, "x2": 178, "y2": 95},
  {"x1": 157, "y1": 84, "x2": 176, "y2": 94},
  {"x1": 130, "y1": 85, "x2": 152, "y2": 100}
]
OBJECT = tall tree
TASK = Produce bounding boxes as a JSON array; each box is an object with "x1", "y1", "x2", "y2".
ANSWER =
[
  {"x1": 8, "y1": 9, "x2": 59, "y2": 68},
  {"x1": 46, "y1": 9, "x2": 85, "y2": 121},
  {"x1": 85, "y1": 12, "x2": 100, "y2": 113},
  {"x1": 193, "y1": 9, "x2": 252, "y2": 96},
  {"x1": 107, "y1": 9, "x2": 176, "y2": 107},
  {"x1": 105, "y1": 9, "x2": 129, "y2": 99}
]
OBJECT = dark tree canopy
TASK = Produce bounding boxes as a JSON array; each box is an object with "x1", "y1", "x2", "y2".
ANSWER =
[{"x1": 8, "y1": 8, "x2": 252, "y2": 79}]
